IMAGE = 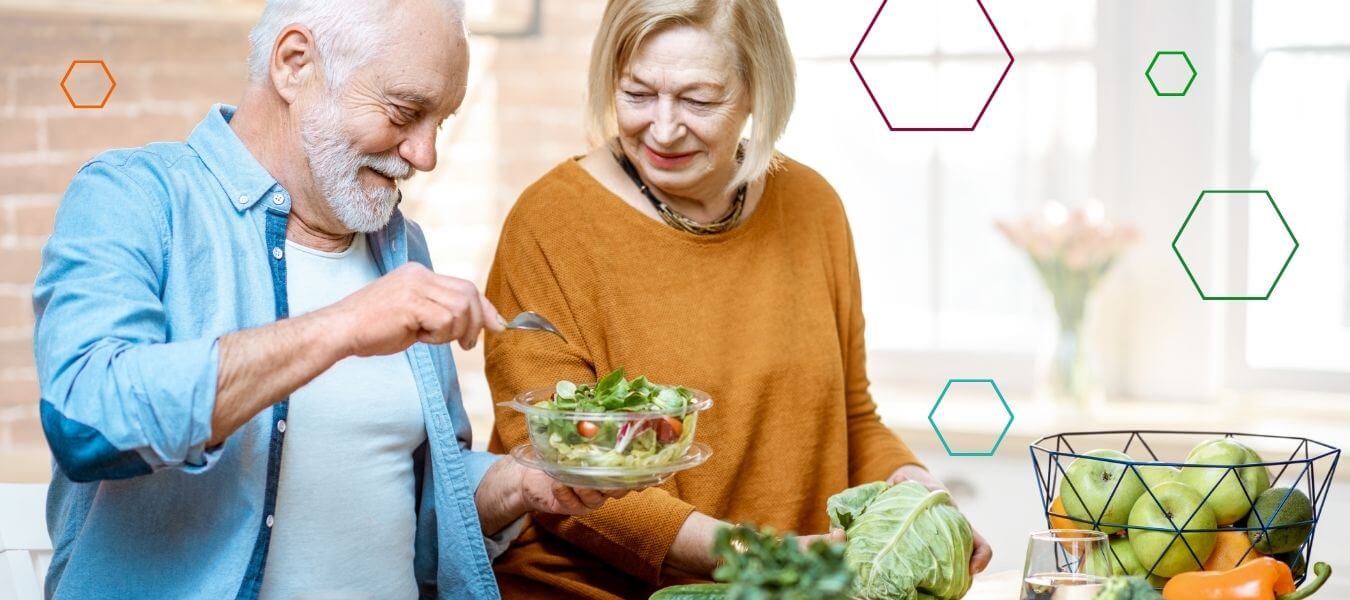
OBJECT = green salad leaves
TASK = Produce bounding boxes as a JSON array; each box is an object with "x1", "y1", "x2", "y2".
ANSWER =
[
  {"x1": 651, "y1": 524, "x2": 853, "y2": 600},
  {"x1": 542, "y1": 367, "x2": 695, "y2": 413},
  {"x1": 713, "y1": 525, "x2": 854, "y2": 600},
  {"x1": 826, "y1": 481, "x2": 975, "y2": 600}
]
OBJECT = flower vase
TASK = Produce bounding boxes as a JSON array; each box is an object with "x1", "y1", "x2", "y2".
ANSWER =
[{"x1": 1046, "y1": 295, "x2": 1096, "y2": 409}]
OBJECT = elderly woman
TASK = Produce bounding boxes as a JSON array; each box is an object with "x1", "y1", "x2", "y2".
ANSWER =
[{"x1": 484, "y1": 0, "x2": 991, "y2": 597}]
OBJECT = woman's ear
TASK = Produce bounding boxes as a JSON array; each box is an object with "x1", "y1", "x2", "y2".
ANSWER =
[{"x1": 269, "y1": 24, "x2": 318, "y2": 105}]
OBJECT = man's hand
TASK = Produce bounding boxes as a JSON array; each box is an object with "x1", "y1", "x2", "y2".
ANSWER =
[
  {"x1": 319, "y1": 262, "x2": 504, "y2": 354},
  {"x1": 211, "y1": 262, "x2": 502, "y2": 447},
  {"x1": 519, "y1": 465, "x2": 628, "y2": 515},
  {"x1": 475, "y1": 457, "x2": 629, "y2": 536},
  {"x1": 887, "y1": 464, "x2": 993, "y2": 576}
]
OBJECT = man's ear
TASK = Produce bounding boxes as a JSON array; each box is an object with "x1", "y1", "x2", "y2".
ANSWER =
[{"x1": 269, "y1": 24, "x2": 319, "y2": 104}]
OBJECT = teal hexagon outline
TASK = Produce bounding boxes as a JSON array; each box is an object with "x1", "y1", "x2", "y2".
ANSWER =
[
  {"x1": 927, "y1": 378, "x2": 1014, "y2": 457},
  {"x1": 1146, "y1": 50, "x2": 1197, "y2": 97},
  {"x1": 1171, "y1": 189, "x2": 1299, "y2": 301}
]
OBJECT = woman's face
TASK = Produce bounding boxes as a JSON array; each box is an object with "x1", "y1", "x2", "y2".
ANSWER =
[{"x1": 615, "y1": 25, "x2": 750, "y2": 201}]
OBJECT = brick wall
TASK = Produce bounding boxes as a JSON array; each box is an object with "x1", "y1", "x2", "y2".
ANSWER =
[
  {"x1": 0, "y1": 8, "x2": 253, "y2": 467},
  {"x1": 0, "y1": 1, "x2": 607, "y2": 467}
]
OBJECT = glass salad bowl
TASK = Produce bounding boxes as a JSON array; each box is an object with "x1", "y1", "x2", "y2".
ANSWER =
[{"x1": 500, "y1": 371, "x2": 714, "y2": 489}]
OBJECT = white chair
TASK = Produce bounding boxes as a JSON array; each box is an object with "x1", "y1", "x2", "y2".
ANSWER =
[{"x1": 0, "y1": 483, "x2": 50, "y2": 600}]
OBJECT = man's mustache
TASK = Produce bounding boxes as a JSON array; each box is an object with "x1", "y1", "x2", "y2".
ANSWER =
[{"x1": 363, "y1": 152, "x2": 414, "y2": 181}]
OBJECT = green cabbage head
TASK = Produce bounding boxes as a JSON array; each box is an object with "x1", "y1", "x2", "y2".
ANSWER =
[{"x1": 826, "y1": 481, "x2": 974, "y2": 600}]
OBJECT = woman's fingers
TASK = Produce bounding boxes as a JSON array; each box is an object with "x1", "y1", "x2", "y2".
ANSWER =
[
  {"x1": 797, "y1": 529, "x2": 847, "y2": 551},
  {"x1": 969, "y1": 529, "x2": 993, "y2": 575}
]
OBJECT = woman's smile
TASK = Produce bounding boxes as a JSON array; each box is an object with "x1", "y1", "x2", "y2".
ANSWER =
[{"x1": 641, "y1": 144, "x2": 698, "y2": 169}]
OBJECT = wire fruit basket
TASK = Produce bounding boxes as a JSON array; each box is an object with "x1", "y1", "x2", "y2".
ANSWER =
[{"x1": 1029, "y1": 431, "x2": 1339, "y2": 588}]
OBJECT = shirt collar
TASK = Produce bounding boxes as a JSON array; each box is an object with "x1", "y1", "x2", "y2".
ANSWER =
[{"x1": 187, "y1": 104, "x2": 282, "y2": 212}]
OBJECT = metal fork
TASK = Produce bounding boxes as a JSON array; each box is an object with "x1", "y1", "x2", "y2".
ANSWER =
[{"x1": 499, "y1": 311, "x2": 566, "y2": 342}]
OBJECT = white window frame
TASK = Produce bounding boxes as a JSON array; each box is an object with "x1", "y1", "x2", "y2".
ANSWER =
[{"x1": 1221, "y1": 0, "x2": 1350, "y2": 394}]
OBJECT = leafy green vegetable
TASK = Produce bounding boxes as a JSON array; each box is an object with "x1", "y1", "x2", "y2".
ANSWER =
[
  {"x1": 704, "y1": 524, "x2": 853, "y2": 600},
  {"x1": 1093, "y1": 576, "x2": 1163, "y2": 600},
  {"x1": 650, "y1": 583, "x2": 732, "y2": 599},
  {"x1": 539, "y1": 367, "x2": 695, "y2": 414},
  {"x1": 826, "y1": 481, "x2": 974, "y2": 600}
]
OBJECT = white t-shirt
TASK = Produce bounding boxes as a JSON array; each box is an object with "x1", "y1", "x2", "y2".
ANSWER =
[{"x1": 260, "y1": 234, "x2": 425, "y2": 600}]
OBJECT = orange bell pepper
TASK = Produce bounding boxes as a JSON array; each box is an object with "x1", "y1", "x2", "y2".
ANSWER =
[{"x1": 1163, "y1": 557, "x2": 1331, "y2": 600}]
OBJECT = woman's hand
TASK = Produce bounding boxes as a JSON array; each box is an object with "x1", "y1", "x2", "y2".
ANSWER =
[
  {"x1": 887, "y1": 464, "x2": 993, "y2": 576},
  {"x1": 475, "y1": 457, "x2": 628, "y2": 536},
  {"x1": 796, "y1": 528, "x2": 846, "y2": 552}
]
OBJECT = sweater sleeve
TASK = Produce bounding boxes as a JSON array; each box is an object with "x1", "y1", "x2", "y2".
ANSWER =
[
  {"x1": 484, "y1": 200, "x2": 697, "y2": 585},
  {"x1": 838, "y1": 215, "x2": 924, "y2": 486}
]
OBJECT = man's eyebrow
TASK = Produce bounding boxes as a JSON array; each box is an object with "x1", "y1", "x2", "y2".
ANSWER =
[{"x1": 389, "y1": 89, "x2": 434, "y2": 107}]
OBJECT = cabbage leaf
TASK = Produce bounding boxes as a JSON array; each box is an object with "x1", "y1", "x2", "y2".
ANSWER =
[{"x1": 826, "y1": 481, "x2": 974, "y2": 600}]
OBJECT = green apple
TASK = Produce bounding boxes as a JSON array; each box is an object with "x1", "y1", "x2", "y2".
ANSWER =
[
  {"x1": 1127, "y1": 481, "x2": 1218, "y2": 577},
  {"x1": 1086, "y1": 536, "x2": 1146, "y2": 577},
  {"x1": 1177, "y1": 439, "x2": 1271, "y2": 525},
  {"x1": 1137, "y1": 465, "x2": 1180, "y2": 489},
  {"x1": 1060, "y1": 449, "x2": 1146, "y2": 534}
]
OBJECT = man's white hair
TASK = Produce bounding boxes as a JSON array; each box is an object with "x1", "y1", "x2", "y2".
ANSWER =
[{"x1": 247, "y1": 0, "x2": 465, "y2": 89}]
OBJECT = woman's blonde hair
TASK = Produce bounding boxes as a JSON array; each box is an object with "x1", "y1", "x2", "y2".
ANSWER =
[{"x1": 586, "y1": 0, "x2": 796, "y2": 191}]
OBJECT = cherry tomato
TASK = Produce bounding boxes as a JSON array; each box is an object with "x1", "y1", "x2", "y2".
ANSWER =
[
  {"x1": 655, "y1": 416, "x2": 683, "y2": 443},
  {"x1": 577, "y1": 421, "x2": 599, "y2": 438}
]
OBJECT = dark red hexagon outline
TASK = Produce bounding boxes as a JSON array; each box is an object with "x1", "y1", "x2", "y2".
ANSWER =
[{"x1": 850, "y1": 0, "x2": 1015, "y2": 132}]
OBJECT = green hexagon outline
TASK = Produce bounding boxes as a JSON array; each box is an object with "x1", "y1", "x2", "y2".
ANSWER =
[
  {"x1": 1146, "y1": 50, "x2": 1197, "y2": 97},
  {"x1": 927, "y1": 378, "x2": 1013, "y2": 457},
  {"x1": 1171, "y1": 189, "x2": 1299, "y2": 301}
]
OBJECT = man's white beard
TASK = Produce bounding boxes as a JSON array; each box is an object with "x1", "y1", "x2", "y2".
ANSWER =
[{"x1": 299, "y1": 96, "x2": 413, "y2": 233}]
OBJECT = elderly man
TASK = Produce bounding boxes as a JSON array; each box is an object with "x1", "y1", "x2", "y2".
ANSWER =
[{"x1": 31, "y1": 1, "x2": 611, "y2": 598}]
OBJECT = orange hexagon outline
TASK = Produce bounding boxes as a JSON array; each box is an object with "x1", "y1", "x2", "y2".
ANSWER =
[{"x1": 60, "y1": 59, "x2": 117, "y2": 109}]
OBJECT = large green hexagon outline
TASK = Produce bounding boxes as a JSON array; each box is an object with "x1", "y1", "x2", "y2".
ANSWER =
[
  {"x1": 1146, "y1": 50, "x2": 1197, "y2": 97},
  {"x1": 1171, "y1": 189, "x2": 1298, "y2": 301},
  {"x1": 927, "y1": 378, "x2": 1013, "y2": 457}
]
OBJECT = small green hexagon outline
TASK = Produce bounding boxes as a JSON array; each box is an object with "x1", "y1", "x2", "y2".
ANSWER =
[
  {"x1": 1171, "y1": 189, "x2": 1298, "y2": 301},
  {"x1": 927, "y1": 378, "x2": 1014, "y2": 457},
  {"x1": 1146, "y1": 50, "x2": 1197, "y2": 97}
]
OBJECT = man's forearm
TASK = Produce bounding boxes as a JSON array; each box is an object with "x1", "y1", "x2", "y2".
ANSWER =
[{"x1": 209, "y1": 310, "x2": 347, "y2": 446}]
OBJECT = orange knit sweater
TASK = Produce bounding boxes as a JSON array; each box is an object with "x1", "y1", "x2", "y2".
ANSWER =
[{"x1": 483, "y1": 156, "x2": 922, "y2": 599}]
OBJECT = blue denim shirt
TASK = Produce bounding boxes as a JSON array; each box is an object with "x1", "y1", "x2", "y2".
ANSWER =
[{"x1": 32, "y1": 105, "x2": 503, "y2": 600}]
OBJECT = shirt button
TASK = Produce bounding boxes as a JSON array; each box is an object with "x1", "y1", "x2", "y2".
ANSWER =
[
  {"x1": 272, "y1": 247, "x2": 284, "y2": 260},
  {"x1": 236, "y1": 194, "x2": 248, "y2": 204},
  {"x1": 276, "y1": 419, "x2": 287, "y2": 433},
  {"x1": 266, "y1": 514, "x2": 275, "y2": 528},
  {"x1": 271, "y1": 193, "x2": 284, "y2": 205}
]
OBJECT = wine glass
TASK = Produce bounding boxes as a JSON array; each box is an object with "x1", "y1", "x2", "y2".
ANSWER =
[{"x1": 1020, "y1": 529, "x2": 1111, "y2": 600}]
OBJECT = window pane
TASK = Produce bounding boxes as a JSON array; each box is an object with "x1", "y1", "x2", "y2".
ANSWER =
[
  {"x1": 935, "y1": 61, "x2": 1096, "y2": 351},
  {"x1": 1253, "y1": 0, "x2": 1350, "y2": 50},
  {"x1": 777, "y1": 1, "x2": 1097, "y2": 355},
  {"x1": 1245, "y1": 52, "x2": 1350, "y2": 372},
  {"x1": 987, "y1": 0, "x2": 1095, "y2": 52},
  {"x1": 779, "y1": 58, "x2": 935, "y2": 350}
]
